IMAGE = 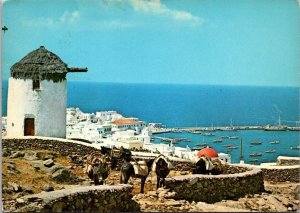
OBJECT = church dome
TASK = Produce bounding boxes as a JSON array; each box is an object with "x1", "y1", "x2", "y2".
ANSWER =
[
  {"x1": 196, "y1": 147, "x2": 219, "y2": 158},
  {"x1": 10, "y1": 46, "x2": 68, "y2": 82}
]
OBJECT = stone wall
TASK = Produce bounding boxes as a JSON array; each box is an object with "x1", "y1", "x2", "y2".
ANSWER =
[
  {"x1": 260, "y1": 165, "x2": 300, "y2": 183},
  {"x1": 15, "y1": 185, "x2": 140, "y2": 212},
  {"x1": 164, "y1": 166, "x2": 264, "y2": 203},
  {"x1": 2, "y1": 137, "x2": 100, "y2": 159},
  {"x1": 277, "y1": 156, "x2": 300, "y2": 166}
]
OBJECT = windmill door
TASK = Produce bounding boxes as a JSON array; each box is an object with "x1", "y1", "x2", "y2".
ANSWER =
[{"x1": 24, "y1": 118, "x2": 35, "y2": 136}]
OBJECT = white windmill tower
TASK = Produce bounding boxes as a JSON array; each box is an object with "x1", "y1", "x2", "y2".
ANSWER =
[{"x1": 6, "y1": 46, "x2": 87, "y2": 138}]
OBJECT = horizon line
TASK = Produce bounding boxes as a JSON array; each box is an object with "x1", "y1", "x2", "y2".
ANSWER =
[{"x1": 1, "y1": 79, "x2": 299, "y2": 88}]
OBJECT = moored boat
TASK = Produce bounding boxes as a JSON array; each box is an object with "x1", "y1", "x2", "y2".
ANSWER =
[
  {"x1": 249, "y1": 159, "x2": 259, "y2": 163},
  {"x1": 250, "y1": 152, "x2": 262, "y2": 157},
  {"x1": 202, "y1": 132, "x2": 215, "y2": 136},
  {"x1": 270, "y1": 140, "x2": 279, "y2": 144},
  {"x1": 229, "y1": 136, "x2": 239, "y2": 139},
  {"x1": 265, "y1": 149, "x2": 276, "y2": 153},
  {"x1": 223, "y1": 144, "x2": 234, "y2": 147},
  {"x1": 250, "y1": 141, "x2": 262, "y2": 145},
  {"x1": 290, "y1": 146, "x2": 300, "y2": 150},
  {"x1": 227, "y1": 146, "x2": 238, "y2": 149},
  {"x1": 213, "y1": 139, "x2": 222, "y2": 143}
]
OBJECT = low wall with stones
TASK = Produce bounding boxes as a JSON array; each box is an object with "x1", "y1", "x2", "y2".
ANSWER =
[
  {"x1": 276, "y1": 156, "x2": 300, "y2": 166},
  {"x1": 260, "y1": 165, "x2": 300, "y2": 183},
  {"x1": 164, "y1": 166, "x2": 264, "y2": 203},
  {"x1": 2, "y1": 137, "x2": 100, "y2": 159},
  {"x1": 15, "y1": 184, "x2": 140, "y2": 212}
]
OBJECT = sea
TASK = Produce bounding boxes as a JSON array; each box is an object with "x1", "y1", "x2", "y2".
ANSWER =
[{"x1": 2, "y1": 81, "x2": 299, "y2": 163}]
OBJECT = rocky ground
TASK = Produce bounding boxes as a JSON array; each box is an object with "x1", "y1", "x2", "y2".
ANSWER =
[{"x1": 2, "y1": 148, "x2": 300, "y2": 212}]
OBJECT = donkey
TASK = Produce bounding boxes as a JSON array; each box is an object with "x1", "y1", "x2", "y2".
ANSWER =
[
  {"x1": 152, "y1": 155, "x2": 172, "y2": 189},
  {"x1": 120, "y1": 151, "x2": 154, "y2": 193},
  {"x1": 192, "y1": 156, "x2": 214, "y2": 175},
  {"x1": 85, "y1": 152, "x2": 112, "y2": 185}
]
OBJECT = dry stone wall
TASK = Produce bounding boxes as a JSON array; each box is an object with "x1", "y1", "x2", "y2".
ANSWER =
[
  {"x1": 261, "y1": 166, "x2": 300, "y2": 183},
  {"x1": 15, "y1": 185, "x2": 140, "y2": 212},
  {"x1": 164, "y1": 166, "x2": 264, "y2": 203},
  {"x1": 277, "y1": 156, "x2": 300, "y2": 166},
  {"x1": 2, "y1": 138, "x2": 99, "y2": 158}
]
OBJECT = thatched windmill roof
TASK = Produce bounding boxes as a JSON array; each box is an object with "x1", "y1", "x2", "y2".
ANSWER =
[{"x1": 11, "y1": 46, "x2": 68, "y2": 82}]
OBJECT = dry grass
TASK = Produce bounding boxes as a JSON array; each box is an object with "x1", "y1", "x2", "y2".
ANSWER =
[
  {"x1": 2, "y1": 150, "x2": 191, "y2": 199},
  {"x1": 2, "y1": 157, "x2": 62, "y2": 198}
]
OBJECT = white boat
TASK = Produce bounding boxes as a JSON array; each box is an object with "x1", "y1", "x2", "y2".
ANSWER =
[
  {"x1": 290, "y1": 146, "x2": 300, "y2": 150},
  {"x1": 264, "y1": 116, "x2": 287, "y2": 131},
  {"x1": 213, "y1": 139, "x2": 222, "y2": 143},
  {"x1": 265, "y1": 149, "x2": 276, "y2": 153},
  {"x1": 250, "y1": 141, "x2": 262, "y2": 145},
  {"x1": 250, "y1": 152, "x2": 262, "y2": 157},
  {"x1": 229, "y1": 136, "x2": 239, "y2": 139},
  {"x1": 270, "y1": 140, "x2": 279, "y2": 144},
  {"x1": 202, "y1": 132, "x2": 215, "y2": 136},
  {"x1": 224, "y1": 144, "x2": 234, "y2": 147}
]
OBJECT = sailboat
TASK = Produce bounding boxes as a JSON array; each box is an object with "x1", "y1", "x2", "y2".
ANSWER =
[
  {"x1": 264, "y1": 115, "x2": 287, "y2": 131},
  {"x1": 225, "y1": 119, "x2": 237, "y2": 131}
]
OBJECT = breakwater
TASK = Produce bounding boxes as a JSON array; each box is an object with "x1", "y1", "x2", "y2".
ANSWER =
[{"x1": 151, "y1": 126, "x2": 300, "y2": 134}]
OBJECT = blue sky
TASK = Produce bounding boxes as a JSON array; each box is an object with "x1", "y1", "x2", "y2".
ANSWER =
[{"x1": 2, "y1": 0, "x2": 300, "y2": 86}]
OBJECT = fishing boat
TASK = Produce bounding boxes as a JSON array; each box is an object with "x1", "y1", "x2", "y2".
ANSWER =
[
  {"x1": 229, "y1": 136, "x2": 239, "y2": 139},
  {"x1": 250, "y1": 152, "x2": 262, "y2": 157},
  {"x1": 223, "y1": 144, "x2": 234, "y2": 147},
  {"x1": 250, "y1": 141, "x2": 262, "y2": 145},
  {"x1": 202, "y1": 132, "x2": 215, "y2": 136},
  {"x1": 227, "y1": 146, "x2": 238, "y2": 149},
  {"x1": 290, "y1": 146, "x2": 300, "y2": 150},
  {"x1": 213, "y1": 139, "x2": 222, "y2": 143},
  {"x1": 270, "y1": 140, "x2": 279, "y2": 144},
  {"x1": 265, "y1": 149, "x2": 276, "y2": 153},
  {"x1": 264, "y1": 116, "x2": 287, "y2": 131}
]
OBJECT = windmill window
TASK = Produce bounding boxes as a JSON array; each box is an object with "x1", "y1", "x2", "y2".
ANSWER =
[{"x1": 33, "y1": 80, "x2": 40, "y2": 90}]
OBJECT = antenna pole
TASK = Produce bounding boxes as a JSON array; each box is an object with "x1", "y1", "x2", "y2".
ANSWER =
[{"x1": 240, "y1": 137, "x2": 244, "y2": 164}]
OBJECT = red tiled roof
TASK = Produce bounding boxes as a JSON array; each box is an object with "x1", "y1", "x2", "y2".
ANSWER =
[{"x1": 111, "y1": 119, "x2": 138, "y2": 125}]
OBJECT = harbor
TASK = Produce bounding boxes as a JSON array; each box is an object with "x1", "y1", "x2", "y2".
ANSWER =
[{"x1": 150, "y1": 125, "x2": 300, "y2": 134}]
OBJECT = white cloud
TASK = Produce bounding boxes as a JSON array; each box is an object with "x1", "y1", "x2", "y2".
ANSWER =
[
  {"x1": 129, "y1": 0, "x2": 202, "y2": 24},
  {"x1": 94, "y1": 20, "x2": 136, "y2": 29},
  {"x1": 22, "y1": 10, "x2": 80, "y2": 28},
  {"x1": 59, "y1": 11, "x2": 80, "y2": 24}
]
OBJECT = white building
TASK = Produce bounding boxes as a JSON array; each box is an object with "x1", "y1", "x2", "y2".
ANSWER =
[
  {"x1": 96, "y1": 111, "x2": 123, "y2": 122},
  {"x1": 111, "y1": 118, "x2": 146, "y2": 132},
  {"x1": 218, "y1": 152, "x2": 231, "y2": 164},
  {"x1": 6, "y1": 46, "x2": 87, "y2": 138}
]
